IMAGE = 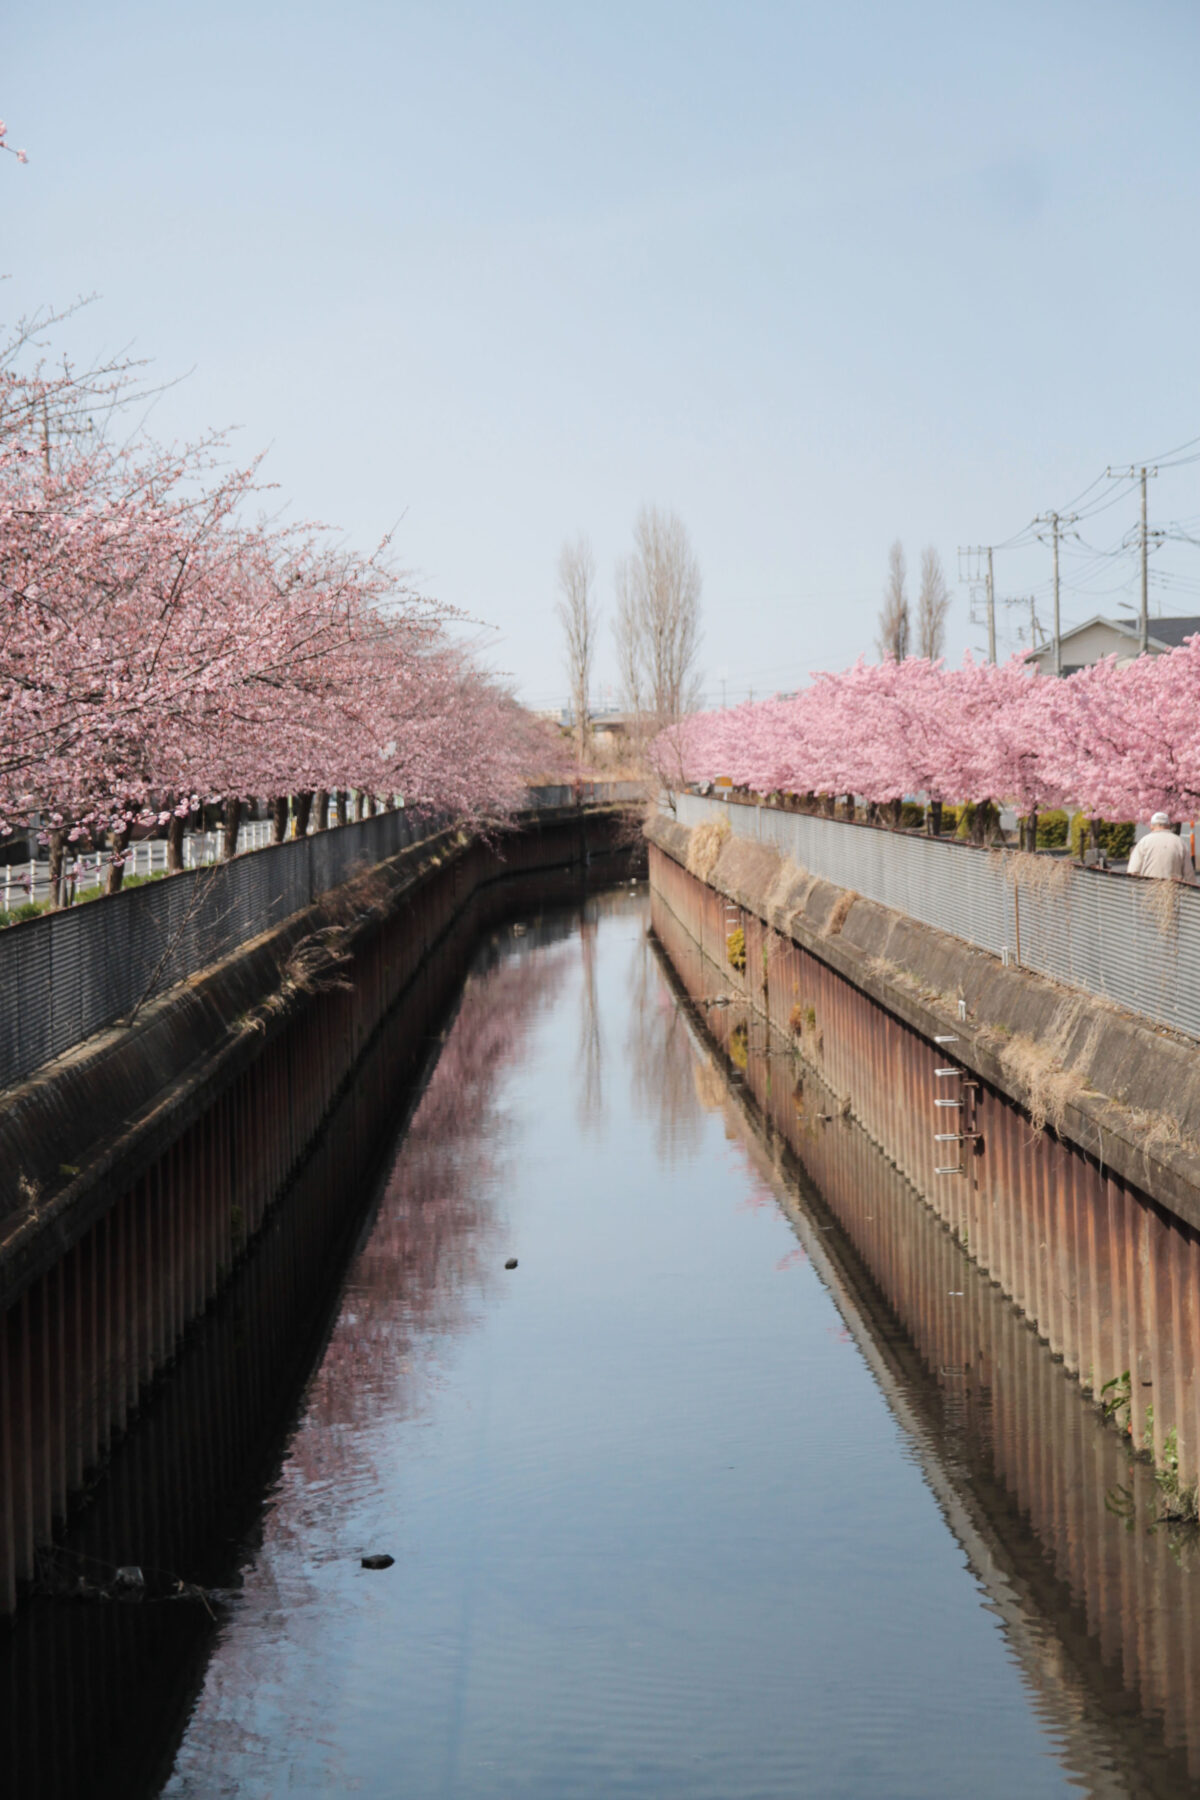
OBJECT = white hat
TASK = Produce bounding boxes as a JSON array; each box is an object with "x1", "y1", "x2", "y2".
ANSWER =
[{"x1": 1151, "y1": 811, "x2": 1171, "y2": 827}]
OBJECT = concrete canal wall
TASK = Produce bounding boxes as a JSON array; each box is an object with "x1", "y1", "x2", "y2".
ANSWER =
[
  {"x1": 647, "y1": 808, "x2": 1200, "y2": 1505},
  {"x1": 0, "y1": 805, "x2": 639, "y2": 1616}
]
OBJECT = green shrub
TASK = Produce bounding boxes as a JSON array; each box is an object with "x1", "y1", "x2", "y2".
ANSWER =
[
  {"x1": 0, "y1": 900, "x2": 43, "y2": 927},
  {"x1": 1035, "y1": 809, "x2": 1069, "y2": 849},
  {"x1": 953, "y1": 801, "x2": 1000, "y2": 842},
  {"x1": 900, "y1": 802, "x2": 925, "y2": 829},
  {"x1": 1069, "y1": 812, "x2": 1137, "y2": 861}
]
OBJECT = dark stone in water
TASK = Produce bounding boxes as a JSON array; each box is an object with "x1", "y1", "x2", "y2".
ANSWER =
[
  {"x1": 505, "y1": 1258, "x2": 518, "y2": 1270},
  {"x1": 361, "y1": 1554, "x2": 394, "y2": 1570}
]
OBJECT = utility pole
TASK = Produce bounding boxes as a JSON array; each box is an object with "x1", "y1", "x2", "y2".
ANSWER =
[
  {"x1": 958, "y1": 546, "x2": 998, "y2": 663},
  {"x1": 1105, "y1": 464, "x2": 1159, "y2": 655},
  {"x1": 999, "y1": 593, "x2": 1042, "y2": 653},
  {"x1": 1032, "y1": 511, "x2": 1077, "y2": 676},
  {"x1": 1140, "y1": 467, "x2": 1148, "y2": 652}
]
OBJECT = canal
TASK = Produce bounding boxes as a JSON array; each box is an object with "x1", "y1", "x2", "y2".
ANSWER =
[{"x1": 7, "y1": 887, "x2": 1200, "y2": 1795}]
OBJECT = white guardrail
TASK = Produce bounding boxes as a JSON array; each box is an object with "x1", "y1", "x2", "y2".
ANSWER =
[
  {"x1": 1, "y1": 822, "x2": 280, "y2": 910},
  {"x1": 671, "y1": 790, "x2": 1200, "y2": 1043}
]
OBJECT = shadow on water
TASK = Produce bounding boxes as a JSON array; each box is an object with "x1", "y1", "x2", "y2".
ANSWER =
[
  {"x1": 648, "y1": 904, "x2": 1200, "y2": 1800},
  {"x1": 0, "y1": 874, "x2": 629, "y2": 1800}
]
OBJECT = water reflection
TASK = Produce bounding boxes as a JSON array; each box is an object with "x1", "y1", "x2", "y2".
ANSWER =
[
  {"x1": 156, "y1": 890, "x2": 1151, "y2": 1799},
  {"x1": 576, "y1": 912, "x2": 604, "y2": 1130}
]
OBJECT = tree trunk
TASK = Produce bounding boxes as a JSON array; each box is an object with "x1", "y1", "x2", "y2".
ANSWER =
[
  {"x1": 105, "y1": 821, "x2": 130, "y2": 896},
  {"x1": 167, "y1": 810, "x2": 186, "y2": 873},
  {"x1": 928, "y1": 800, "x2": 943, "y2": 837},
  {"x1": 971, "y1": 800, "x2": 996, "y2": 847},
  {"x1": 315, "y1": 789, "x2": 329, "y2": 832},
  {"x1": 821, "y1": 793, "x2": 836, "y2": 818},
  {"x1": 44, "y1": 828, "x2": 67, "y2": 908},
  {"x1": 355, "y1": 791, "x2": 366, "y2": 821},
  {"x1": 294, "y1": 791, "x2": 314, "y2": 839},
  {"x1": 843, "y1": 796, "x2": 856, "y2": 823},
  {"x1": 1089, "y1": 816, "x2": 1102, "y2": 865},
  {"x1": 336, "y1": 790, "x2": 348, "y2": 828},
  {"x1": 367, "y1": 794, "x2": 377, "y2": 818},
  {"x1": 222, "y1": 797, "x2": 242, "y2": 861},
  {"x1": 888, "y1": 797, "x2": 902, "y2": 828},
  {"x1": 384, "y1": 794, "x2": 397, "y2": 812},
  {"x1": 271, "y1": 795, "x2": 289, "y2": 843}
]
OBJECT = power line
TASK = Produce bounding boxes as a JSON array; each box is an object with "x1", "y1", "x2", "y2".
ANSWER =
[{"x1": 957, "y1": 546, "x2": 997, "y2": 663}]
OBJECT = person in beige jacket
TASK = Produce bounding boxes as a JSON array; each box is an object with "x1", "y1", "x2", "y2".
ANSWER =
[{"x1": 1127, "y1": 812, "x2": 1194, "y2": 881}]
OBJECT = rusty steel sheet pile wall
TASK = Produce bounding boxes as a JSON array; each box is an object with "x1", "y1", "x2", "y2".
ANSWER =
[
  {"x1": 651, "y1": 910, "x2": 1200, "y2": 1792},
  {"x1": 0, "y1": 808, "x2": 636, "y2": 1619},
  {"x1": 649, "y1": 838, "x2": 1200, "y2": 1508},
  {"x1": 0, "y1": 895, "x2": 495, "y2": 1797}
]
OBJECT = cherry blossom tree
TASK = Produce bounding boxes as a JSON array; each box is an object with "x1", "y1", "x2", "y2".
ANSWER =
[
  {"x1": 655, "y1": 637, "x2": 1200, "y2": 839},
  {"x1": 0, "y1": 308, "x2": 569, "y2": 899}
]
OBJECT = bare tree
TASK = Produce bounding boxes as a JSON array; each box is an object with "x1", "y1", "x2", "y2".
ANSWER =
[
  {"x1": 613, "y1": 505, "x2": 702, "y2": 741},
  {"x1": 915, "y1": 545, "x2": 950, "y2": 661},
  {"x1": 876, "y1": 539, "x2": 910, "y2": 661},
  {"x1": 556, "y1": 533, "x2": 599, "y2": 763}
]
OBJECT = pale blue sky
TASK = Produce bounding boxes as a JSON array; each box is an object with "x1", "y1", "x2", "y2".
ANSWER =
[{"x1": 4, "y1": 0, "x2": 1200, "y2": 708}]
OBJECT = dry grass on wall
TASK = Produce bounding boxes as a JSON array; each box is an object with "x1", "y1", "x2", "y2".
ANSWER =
[
  {"x1": 824, "y1": 889, "x2": 858, "y2": 937},
  {"x1": 1144, "y1": 875, "x2": 1183, "y2": 941},
  {"x1": 686, "y1": 818, "x2": 730, "y2": 881},
  {"x1": 765, "y1": 854, "x2": 814, "y2": 919},
  {"x1": 996, "y1": 848, "x2": 1074, "y2": 898},
  {"x1": 983, "y1": 999, "x2": 1098, "y2": 1138}
]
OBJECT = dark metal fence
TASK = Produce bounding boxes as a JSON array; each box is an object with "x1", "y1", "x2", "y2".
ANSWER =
[{"x1": 0, "y1": 784, "x2": 643, "y2": 1093}]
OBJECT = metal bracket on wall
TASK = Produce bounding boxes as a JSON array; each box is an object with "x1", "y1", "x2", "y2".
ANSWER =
[{"x1": 933, "y1": 1059, "x2": 981, "y2": 1173}]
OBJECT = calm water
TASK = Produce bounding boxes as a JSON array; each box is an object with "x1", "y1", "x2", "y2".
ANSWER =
[{"x1": 148, "y1": 888, "x2": 1124, "y2": 1799}]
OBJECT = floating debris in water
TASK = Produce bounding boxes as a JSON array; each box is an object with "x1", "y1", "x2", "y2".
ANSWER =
[
  {"x1": 361, "y1": 1554, "x2": 395, "y2": 1571},
  {"x1": 505, "y1": 1257, "x2": 518, "y2": 1270}
]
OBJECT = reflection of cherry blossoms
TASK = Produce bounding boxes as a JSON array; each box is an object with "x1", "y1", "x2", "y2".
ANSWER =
[{"x1": 283, "y1": 933, "x2": 572, "y2": 1500}]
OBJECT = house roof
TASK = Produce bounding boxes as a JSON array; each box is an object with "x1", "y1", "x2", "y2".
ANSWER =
[
  {"x1": 1144, "y1": 615, "x2": 1200, "y2": 647},
  {"x1": 1029, "y1": 614, "x2": 1200, "y2": 656}
]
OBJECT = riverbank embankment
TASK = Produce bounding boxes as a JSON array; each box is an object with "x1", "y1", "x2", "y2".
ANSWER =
[
  {"x1": 0, "y1": 804, "x2": 640, "y2": 1614},
  {"x1": 647, "y1": 806, "x2": 1200, "y2": 1500}
]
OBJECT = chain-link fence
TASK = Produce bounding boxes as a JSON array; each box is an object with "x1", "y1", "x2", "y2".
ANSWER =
[
  {"x1": 0, "y1": 784, "x2": 640, "y2": 1093},
  {"x1": 671, "y1": 791, "x2": 1200, "y2": 1042}
]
